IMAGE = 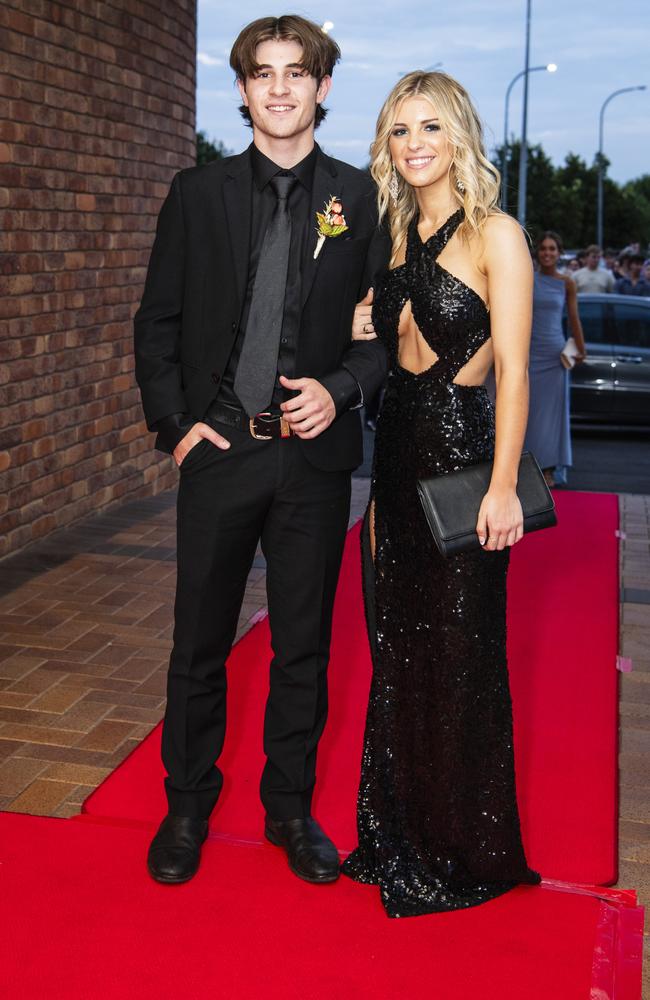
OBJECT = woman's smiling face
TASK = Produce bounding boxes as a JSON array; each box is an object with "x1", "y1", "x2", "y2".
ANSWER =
[
  {"x1": 537, "y1": 237, "x2": 561, "y2": 268},
  {"x1": 388, "y1": 96, "x2": 453, "y2": 190}
]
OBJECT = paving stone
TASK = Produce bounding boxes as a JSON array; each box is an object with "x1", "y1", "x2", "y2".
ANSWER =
[
  {"x1": 87, "y1": 642, "x2": 140, "y2": 668},
  {"x1": 0, "y1": 656, "x2": 44, "y2": 681},
  {"x1": 0, "y1": 707, "x2": 61, "y2": 727},
  {"x1": 0, "y1": 740, "x2": 23, "y2": 761},
  {"x1": 13, "y1": 743, "x2": 117, "y2": 767},
  {"x1": 619, "y1": 819, "x2": 650, "y2": 846},
  {"x1": 64, "y1": 783, "x2": 99, "y2": 806},
  {"x1": 105, "y1": 738, "x2": 143, "y2": 768},
  {"x1": 51, "y1": 697, "x2": 111, "y2": 733},
  {"x1": 76, "y1": 719, "x2": 139, "y2": 752},
  {"x1": 134, "y1": 673, "x2": 168, "y2": 697},
  {"x1": 53, "y1": 800, "x2": 84, "y2": 818},
  {"x1": 621, "y1": 677, "x2": 650, "y2": 708},
  {"x1": 42, "y1": 762, "x2": 112, "y2": 785},
  {"x1": 105, "y1": 705, "x2": 163, "y2": 725},
  {"x1": 8, "y1": 778, "x2": 78, "y2": 815},
  {"x1": 83, "y1": 689, "x2": 164, "y2": 710},
  {"x1": 620, "y1": 700, "x2": 650, "y2": 719},
  {"x1": 64, "y1": 631, "x2": 114, "y2": 655},
  {"x1": 29, "y1": 685, "x2": 86, "y2": 714},
  {"x1": 0, "y1": 645, "x2": 22, "y2": 662},
  {"x1": 0, "y1": 756, "x2": 49, "y2": 798},
  {"x1": 109, "y1": 658, "x2": 160, "y2": 683},
  {"x1": 7, "y1": 667, "x2": 68, "y2": 696},
  {"x1": 39, "y1": 658, "x2": 114, "y2": 678},
  {"x1": 56, "y1": 674, "x2": 138, "y2": 693},
  {"x1": 0, "y1": 724, "x2": 81, "y2": 747},
  {"x1": 0, "y1": 691, "x2": 34, "y2": 708}
]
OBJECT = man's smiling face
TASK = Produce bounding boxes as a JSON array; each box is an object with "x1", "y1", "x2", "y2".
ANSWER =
[{"x1": 237, "y1": 38, "x2": 331, "y2": 143}]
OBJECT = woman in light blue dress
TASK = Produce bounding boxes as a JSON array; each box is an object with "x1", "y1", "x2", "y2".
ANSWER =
[{"x1": 524, "y1": 232, "x2": 586, "y2": 487}]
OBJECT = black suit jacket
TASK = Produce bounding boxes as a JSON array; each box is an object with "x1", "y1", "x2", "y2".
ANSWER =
[{"x1": 133, "y1": 145, "x2": 390, "y2": 472}]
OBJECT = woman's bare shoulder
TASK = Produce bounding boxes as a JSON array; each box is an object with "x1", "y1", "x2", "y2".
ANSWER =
[
  {"x1": 483, "y1": 212, "x2": 526, "y2": 243},
  {"x1": 478, "y1": 213, "x2": 530, "y2": 269}
]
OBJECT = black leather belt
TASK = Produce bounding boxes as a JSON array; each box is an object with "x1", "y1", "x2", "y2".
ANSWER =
[{"x1": 206, "y1": 400, "x2": 293, "y2": 440}]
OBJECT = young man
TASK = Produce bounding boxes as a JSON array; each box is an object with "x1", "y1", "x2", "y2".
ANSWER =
[
  {"x1": 134, "y1": 15, "x2": 388, "y2": 884},
  {"x1": 615, "y1": 253, "x2": 650, "y2": 296},
  {"x1": 573, "y1": 244, "x2": 615, "y2": 294}
]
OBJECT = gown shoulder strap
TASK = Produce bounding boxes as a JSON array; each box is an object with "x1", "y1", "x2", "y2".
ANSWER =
[{"x1": 406, "y1": 208, "x2": 465, "y2": 264}]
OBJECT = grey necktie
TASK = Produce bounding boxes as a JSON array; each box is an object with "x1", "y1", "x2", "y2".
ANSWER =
[{"x1": 234, "y1": 173, "x2": 296, "y2": 417}]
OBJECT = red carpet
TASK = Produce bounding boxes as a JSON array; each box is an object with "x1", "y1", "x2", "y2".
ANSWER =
[
  {"x1": 1, "y1": 813, "x2": 643, "y2": 1000},
  {"x1": 0, "y1": 492, "x2": 641, "y2": 997},
  {"x1": 82, "y1": 491, "x2": 619, "y2": 885}
]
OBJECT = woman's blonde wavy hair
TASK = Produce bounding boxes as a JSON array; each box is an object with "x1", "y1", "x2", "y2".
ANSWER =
[{"x1": 371, "y1": 71, "x2": 502, "y2": 264}]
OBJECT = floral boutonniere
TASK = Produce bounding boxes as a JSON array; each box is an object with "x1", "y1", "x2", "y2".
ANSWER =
[{"x1": 313, "y1": 196, "x2": 349, "y2": 259}]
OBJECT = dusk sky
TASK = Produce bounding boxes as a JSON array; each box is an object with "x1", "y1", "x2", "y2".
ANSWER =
[{"x1": 196, "y1": 1, "x2": 648, "y2": 184}]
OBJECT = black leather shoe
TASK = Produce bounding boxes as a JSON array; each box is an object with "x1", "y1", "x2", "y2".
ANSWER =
[
  {"x1": 265, "y1": 816, "x2": 340, "y2": 883},
  {"x1": 147, "y1": 815, "x2": 209, "y2": 884}
]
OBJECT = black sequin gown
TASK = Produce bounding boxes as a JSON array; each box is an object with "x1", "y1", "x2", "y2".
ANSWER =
[{"x1": 342, "y1": 209, "x2": 540, "y2": 917}]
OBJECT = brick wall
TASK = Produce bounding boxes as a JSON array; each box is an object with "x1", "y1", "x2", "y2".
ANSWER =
[{"x1": 0, "y1": 0, "x2": 197, "y2": 557}]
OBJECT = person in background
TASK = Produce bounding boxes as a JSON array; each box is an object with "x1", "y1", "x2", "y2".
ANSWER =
[
  {"x1": 616, "y1": 253, "x2": 630, "y2": 281},
  {"x1": 612, "y1": 255, "x2": 626, "y2": 281},
  {"x1": 566, "y1": 257, "x2": 580, "y2": 273},
  {"x1": 603, "y1": 248, "x2": 619, "y2": 276},
  {"x1": 573, "y1": 244, "x2": 615, "y2": 294},
  {"x1": 616, "y1": 253, "x2": 650, "y2": 296},
  {"x1": 524, "y1": 231, "x2": 586, "y2": 488}
]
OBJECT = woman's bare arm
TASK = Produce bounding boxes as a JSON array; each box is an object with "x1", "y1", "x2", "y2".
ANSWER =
[
  {"x1": 564, "y1": 275, "x2": 587, "y2": 358},
  {"x1": 476, "y1": 215, "x2": 533, "y2": 551}
]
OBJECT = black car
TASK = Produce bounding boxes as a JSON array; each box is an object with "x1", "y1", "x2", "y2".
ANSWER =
[{"x1": 568, "y1": 294, "x2": 650, "y2": 425}]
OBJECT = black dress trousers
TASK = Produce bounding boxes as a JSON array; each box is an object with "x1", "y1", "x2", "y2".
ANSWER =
[{"x1": 161, "y1": 421, "x2": 351, "y2": 821}]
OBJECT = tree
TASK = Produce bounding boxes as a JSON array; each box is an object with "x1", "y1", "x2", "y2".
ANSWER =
[
  {"x1": 197, "y1": 131, "x2": 231, "y2": 165},
  {"x1": 621, "y1": 175, "x2": 650, "y2": 249},
  {"x1": 493, "y1": 140, "x2": 650, "y2": 251}
]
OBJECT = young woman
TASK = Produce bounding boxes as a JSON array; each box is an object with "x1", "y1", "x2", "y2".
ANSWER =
[
  {"x1": 524, "y1": 232, "x2": 586, "y2": 487},
  {"x1": 341, "y1": 71, "x2": 541, "y2": 917}
]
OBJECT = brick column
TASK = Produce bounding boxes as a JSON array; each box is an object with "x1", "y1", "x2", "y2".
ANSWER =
[{"x1": 0, "y1": 0, "x2": 197, "y2": 556}]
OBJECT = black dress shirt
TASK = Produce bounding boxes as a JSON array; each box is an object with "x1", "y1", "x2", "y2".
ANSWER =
[{"x1": 155, "y1": 143, "x2": 361, "y2": 453}]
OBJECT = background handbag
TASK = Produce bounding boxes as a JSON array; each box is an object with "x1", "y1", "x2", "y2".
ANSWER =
[
  {"x1": 417, "y1": 452, "x2": 557, "y2": 557},
  {"x1": 560, "y1": 336, "x2": 580, "y2": 369}
]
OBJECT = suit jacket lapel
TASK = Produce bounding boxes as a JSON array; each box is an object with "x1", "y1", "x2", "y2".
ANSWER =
[
  {"x1": 222, "y1": 149, "x2": 252, "y2": 307},
  {"x1": 300, "y1": 149, "x2": 341, "y2": 311}
]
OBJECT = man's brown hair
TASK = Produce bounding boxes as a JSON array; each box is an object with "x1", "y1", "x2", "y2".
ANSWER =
[{"x1": 230, "y1": 15, "x2": 341, "y2": 128}]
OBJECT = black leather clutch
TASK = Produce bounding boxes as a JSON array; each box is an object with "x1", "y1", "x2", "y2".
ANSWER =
[{"x1": 416, "y1": 452, "x2": 557, "y2": 557}]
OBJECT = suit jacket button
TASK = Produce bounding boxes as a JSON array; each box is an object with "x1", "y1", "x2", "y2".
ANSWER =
[
  {"x1": 211, "y1": 371, "x2": 220, "y2": 384},
  {"x1": 231, "y1": 322, "x2": 236, "y2": 332}
]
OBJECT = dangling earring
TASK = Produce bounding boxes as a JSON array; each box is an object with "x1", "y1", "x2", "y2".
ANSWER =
[
  {"x1": 389, "y1": 164, "x2": 399, "y2": 207},
  {"x1": 456, "y1": 175, "x2": 465, "y2": 194}
]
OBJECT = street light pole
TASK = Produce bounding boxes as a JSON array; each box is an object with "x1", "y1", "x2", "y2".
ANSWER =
[
  {"x1": 597, "y1": 85, "x2": 646, "y2": 246},
  {"x1": 517, "y1": 0, "x2": 532, "y2": 226},
  {"x1": 502, "y1": 63, "x2": 556, "y2": 211}
]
